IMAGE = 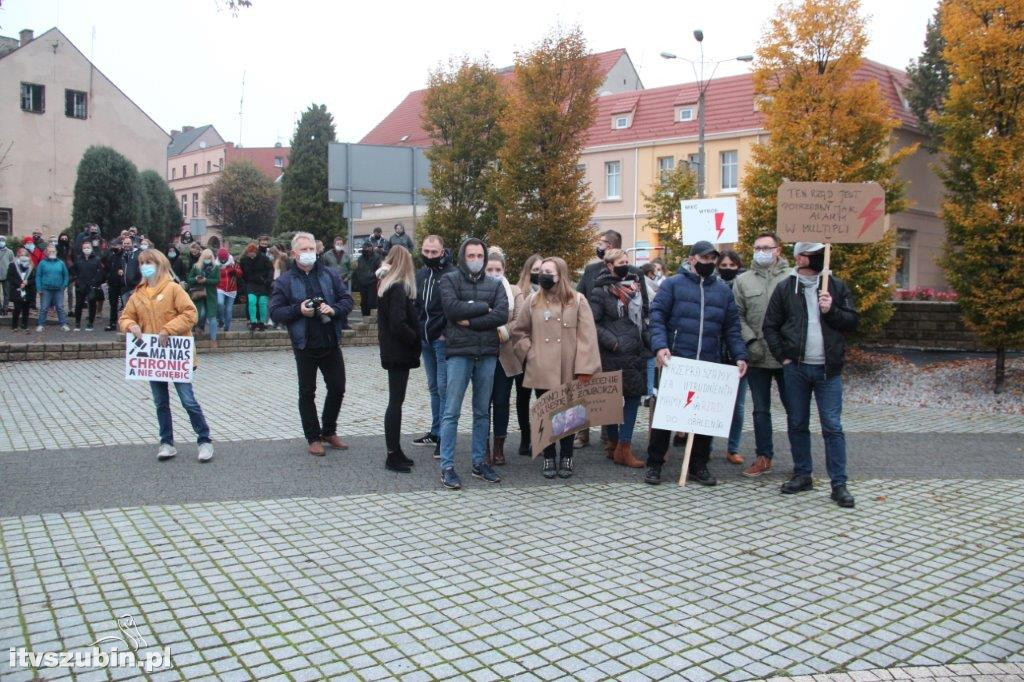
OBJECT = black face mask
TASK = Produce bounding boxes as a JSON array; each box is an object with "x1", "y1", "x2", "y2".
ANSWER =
[
  {"x1": 538, "y1": 274, "x2": 556, "y2": 290},
  {"x1": 613, "y1": 264, "x2": 630, "y2": 279},
  {"x1": 530, "y1": 273, "x2": 540, "y2": 285},
  {"x1": 259, "y1": 245, "x2": 268, "y2": 253},
  {"x1": 423, "y1": 254, "x2": 443, "y2": 268},
  {"x1": 596, "y1": 247, "x2": 606, "y2": 259},
  {"x1": 718, "y1": 268, "x2": 738, "y2": 282},
  {"x1": 694, "y1": 261, "x2": 716, "y2": 278},
  {"x1": 805, "y1": 252, "x2": 825, "y2": 273}
]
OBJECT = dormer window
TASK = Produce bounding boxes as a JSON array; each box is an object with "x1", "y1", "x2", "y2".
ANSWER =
[
  {"x1": 613, "y1": 115, "x2": 630, "y2": 130},
  {"x1": 675, "y1": 107, "x2": 695, "y2": 122}
]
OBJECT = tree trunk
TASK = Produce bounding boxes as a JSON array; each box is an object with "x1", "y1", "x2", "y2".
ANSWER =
[{"x1": 994, "y1": 346, "x2": 1006, "y2": 394}]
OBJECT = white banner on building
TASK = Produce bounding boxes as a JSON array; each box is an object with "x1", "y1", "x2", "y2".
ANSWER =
[
  {"x1": 125, "y1": 334, "x2": 194, "y2": 383},
  {"x1": 652, "y1": 356, "x2": 739, "y2": 437},
  {"x1": 680, "y1": 197, "x2": 739, "y2": 244}
]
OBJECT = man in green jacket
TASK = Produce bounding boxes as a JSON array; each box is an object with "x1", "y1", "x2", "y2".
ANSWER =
[
  {"x1": 733, "y1": 231, "x2": 791, "y2": 477},
  {"x1": 322, "y1": 235, "x2": 352, "y2": 284}
]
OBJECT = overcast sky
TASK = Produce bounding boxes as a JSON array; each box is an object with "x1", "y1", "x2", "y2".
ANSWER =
[{"x1": 2, "y1": 0, "x2": 938, "y2": 147}]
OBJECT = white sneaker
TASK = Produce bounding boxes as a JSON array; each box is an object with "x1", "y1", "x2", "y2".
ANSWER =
[
  {"x1": 157, "y1": 444, "x2": 177, "y2": 460},
  {"x1": 61, "y1": 325, "x2": 70, "y2": 332},
  {"x1": 197, "y1": 442, "x2": 214, "y2": 462},
  {"x1": 73, "y1": 327, "x2": 81, "y2": 332},
  {"x1": 35, "y1": 325, "x2": 43, "y2": 332}
]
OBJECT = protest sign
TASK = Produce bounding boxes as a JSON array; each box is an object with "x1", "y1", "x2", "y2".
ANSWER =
[
  {"x1": 776, "y1": 181, "x2": 886, "y2": 244},
  {"x1": 529, "y1": 371, "x2": 623, "y2": 457},
  {"x1": 125, "y1": 334, "x2": 194, "y2": 383},
  {"x1": 680, "y1": 197, "x2": 738, "y2": 245},
  {"x1": 652, "y1": 357, "x2": 739, "y2": 438}
]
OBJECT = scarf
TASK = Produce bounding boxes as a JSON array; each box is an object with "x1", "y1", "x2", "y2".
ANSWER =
[{"x1": 608, "y1": 279, "x2": 644, "y2": 330}]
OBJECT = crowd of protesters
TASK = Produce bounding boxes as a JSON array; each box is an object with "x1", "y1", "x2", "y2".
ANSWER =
[{"x1": 2, "y1": 221, "x2": 858, "y2": 508}]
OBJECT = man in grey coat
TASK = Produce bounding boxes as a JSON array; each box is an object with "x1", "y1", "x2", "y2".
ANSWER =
[{"x1": 733, "y1": 231, "x2": 791, "y2": 477}]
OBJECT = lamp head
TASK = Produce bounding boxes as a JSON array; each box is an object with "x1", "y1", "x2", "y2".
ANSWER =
[
  {"x1": 660, "y1": 51, "x2": 677, "y2": 59},
  {"x1": 737, "y1": 54, "x2": 754, "y2": 62},
  {"x1": 693, "y1": 29, "x2": 704, "y2": 42}
]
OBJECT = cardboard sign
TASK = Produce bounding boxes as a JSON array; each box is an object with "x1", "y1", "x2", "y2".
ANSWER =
[
  {"x1": 125, "y1": 334, "x2": 194, "y2": 383},
  {"x1": 529, "y1": 372, "x2": 624, "y2": 457},
  {"x1": 680, "y1": 197, "x2": 739, "y2": 245},
  {"x1": 776, "y1": 181, "x2": 886, "y2": 243},
  {"x1": 651, "y1": 357, "x2": 739, "y2": 438}
]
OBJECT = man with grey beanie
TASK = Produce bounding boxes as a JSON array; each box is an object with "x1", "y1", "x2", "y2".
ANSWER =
[{"x1": 762, "y1": 241, "x2": 859, "y2": 508}]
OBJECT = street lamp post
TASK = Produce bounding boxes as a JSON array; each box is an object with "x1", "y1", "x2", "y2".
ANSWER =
[{"x1": 662, "y1": 33, "x2": 753, "y2": 199}]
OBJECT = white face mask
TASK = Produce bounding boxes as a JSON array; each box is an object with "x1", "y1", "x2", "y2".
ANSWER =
[
  {"x1": 466, "y1": 258, "x2": 484, "y2": 274},
  {"x1": 298, "y1": 252, "x2": 317, "y2": 267},
  {"x1": 753, "y1": 250, "x2": 775, "y2": 267},
  {"x1": 82, "y1": 248, "x2": 93, "y2": 256}
]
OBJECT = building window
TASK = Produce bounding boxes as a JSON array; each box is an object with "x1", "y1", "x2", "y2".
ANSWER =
[
  {"x1": 20, "y1": 83, "x2": 44, "y2": 113},
  {"x1": 613, "y1": 115, "x2": 629, "y2": 130},
  {"x1": 676, "y1": 107, "x2": 694, "y2": 122},
  {"x1": 688, "y1": 153, "x2": 701, "y2": 173},
  {"x1": 193, "y1": 163, "x2": 198, "y2": 176},
  {"x1": 721, "y1": 150, "x2": 739, "y2": 190},
  {"x1": 206, "y1": 160, "x2": 211, "y2": 173},
  {"x1": 181, "y1": 195, "x2": 188, "y2": 218},
  {"x1": 605, "y1": 161, "x2": 621, "y2": 199},
  {"x1": 895, "y1": 229, "x2": 913, "y2": 289},
  {"x1": 0, "y1": 208, "x2": 12, "y2": 236},
  {"x1": 171, "y1": 167, "x2": 176, "y2": 179},
  {"x1": 274, "y1": 156, "x2": 284, "y2": 168},
  {"x1": 193, "y1": 193, "x2": 199, "y2": 216},
  {"x1": 182, "y1": 165, "x2": 187, "y2": 177},
  {"x1": 657, "y1": 156, "x2": 675, "y2": 184},
  {"x1": 64, "y1": 90, "x2": 87, "y2": 119}
]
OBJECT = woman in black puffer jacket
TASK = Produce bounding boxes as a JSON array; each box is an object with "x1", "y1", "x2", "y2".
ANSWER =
[
  {"x1": 587, "y1": 248, "x2": 649, "y2": 468},
  {"x1": 376, "y1": 246, "x2": 421, "y2": 474}
]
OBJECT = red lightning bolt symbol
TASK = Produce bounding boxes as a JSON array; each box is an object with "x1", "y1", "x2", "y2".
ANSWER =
[
  {"x1": 857, "y1": 197, "x2": 884, "y2": 239},
  {"x1": 683, "y1": 390, "x2": 696, "y2": 408},
  {"x1": 714, "y1": 212, "x2": 725, "y2": 241}
]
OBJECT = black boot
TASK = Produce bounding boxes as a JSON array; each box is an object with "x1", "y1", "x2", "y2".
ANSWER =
[
  {"x1": 831, "y1": 485, "x2": 855, "y2": 508},
  {"x1": 781, "y1": 475, "x2": 813, "y2": 494},
  {"x1": 687, "y1": 465, "x2": 718, "y2": 487},
  {"x1": 557, "y1": 454, "x2": 573, "y2": 479},
  {"x1": 644, "y1": 464, "x2": 662, "y2": 485},
  {"x1": 542, "y1": 456, "x2": 557, "y2": 479},
  {"x1": 385, "y1": 451, "x2": 411, "y2": 473},
  {"x1": 395, "y1": 448, "x2": 414, "y2": 467},
  {"x1": 519, "y1": 436, "x2": 531, "y2": 456}
]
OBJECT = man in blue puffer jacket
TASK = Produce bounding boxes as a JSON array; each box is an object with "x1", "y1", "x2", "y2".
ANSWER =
[{"x1": 645, "y1": 241, "x2": 748, "y2": 486}]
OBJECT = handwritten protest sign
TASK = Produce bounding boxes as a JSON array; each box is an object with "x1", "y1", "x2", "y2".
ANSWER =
[
  {"x1": 776, "y1": 181, "x2": 886, "y2": 244},
  {"x1": 529, "y1": 371, "x2": 623, "y2": 457},
  {"x1": 652, "y1": 357, "x2": 739, "y2": 438},
  {"x1": 125, "y1": 334, "x2": 194, "y2": 383},
  {"x1": 680, "y1": 197, "x2": 739, "y2": 245}
]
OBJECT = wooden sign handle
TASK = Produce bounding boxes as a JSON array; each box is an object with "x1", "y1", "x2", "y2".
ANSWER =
[
  {"x1": 678, "y1": 432, "x2": 695, "y2": 486},
  {"x1": 819, "y1": 243, "x2": 832, "y2": 291}
]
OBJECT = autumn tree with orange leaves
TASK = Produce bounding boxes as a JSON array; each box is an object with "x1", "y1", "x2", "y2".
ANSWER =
[
  {"x1": 937, "y1": 0, "x2": 1024, "y2": 393},
  {"x1": 496, "y1": 28, "x2": 603, "y2": 273},
  {"x1": 738, "y1": 0, "x2": 913, "y2": 335}
]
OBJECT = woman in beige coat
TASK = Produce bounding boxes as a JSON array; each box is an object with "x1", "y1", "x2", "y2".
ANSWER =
[{"x1": 511, "y1": 256, "x2": 601, "y2": 479}]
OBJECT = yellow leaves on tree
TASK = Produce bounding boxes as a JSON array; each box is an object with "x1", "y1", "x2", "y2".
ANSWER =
[
  {"x1": 937, "y1": 0, "x2": 1024, "y2": 392},
  {"x1": 739, "y1": 0, "x2": 913, "y2": 336}
]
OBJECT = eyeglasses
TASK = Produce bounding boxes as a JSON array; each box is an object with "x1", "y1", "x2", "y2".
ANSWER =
[{"x1": 753, "y1": 246, "x2": 778, "y2": 252}]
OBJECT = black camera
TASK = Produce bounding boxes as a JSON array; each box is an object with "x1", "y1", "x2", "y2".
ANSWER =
[{"x1": 304, "y1": 296, "x2": 325, "y2": 310}]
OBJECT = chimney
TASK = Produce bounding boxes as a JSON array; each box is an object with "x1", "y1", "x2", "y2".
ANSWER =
[
  {"x1": 19, "y1": 29, "x2": 34, "y2": 46},
  {"x1": 182, "y1": 125, "x2": 195, "y2": 132},
  {"x1": 171, "y1": 129, "x2": 182, "y2": 137}
]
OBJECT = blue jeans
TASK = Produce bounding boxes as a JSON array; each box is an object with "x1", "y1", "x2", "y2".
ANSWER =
[
  {"x1": 440, "y1": 355, "x2": 496, "y2": 470},
  {"x1": 217, "y1": 291, "x2": 236, "y2": 331},
  {"x1": 747, "y1": 366, "x2": 787, "y2": 459},
  {"x1": 646, "y1": 357, "x2": 656, "y2": 395},
  {"x1": 149, "y1": 381, "x2": 211, "y2": 446},
  {"x1": 421, "y1": 339, "x2": 448, "y2": 437},
  {"x1": 726, "y1": 375, "x2": 748, "y2": 454},
  {"x1": 783, "y1": 362, "x2": 847, "y2": 488},
  {"x1": 38, "y1": 288, "x2": 67, "y2": 326},
  {"x1": 198, "y1": 308, "x2": 218, "y2": 341},
  {"x1": 607, "y1": 395, "x2": 641, "y2": 444}
]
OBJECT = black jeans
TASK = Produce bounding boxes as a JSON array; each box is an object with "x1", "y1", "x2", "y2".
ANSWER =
[
  {"x1": 107, "y1": 285, "x2": 122, "y2": 327},
  {"x1": 646, "y1": 428, "x2": 712, "y2": 471},
  {"x1": 11, "y1": 300, "x2": 30, "y2": 329},
  {"x1": 359, "y1": 284, "x2": 378, "y2": 317},
  {"x1": 293, "y1": 345, "x2": 346, "y2": 443},
  {"x1": 534, "y1": 388, "x2": 573, "y2": 459},
  {"x1": 74, "y1": 288, "x2": 97, "y2": 327},
  {"x1": 385, "y1": 368, "x2": 410, "y2": 453}
]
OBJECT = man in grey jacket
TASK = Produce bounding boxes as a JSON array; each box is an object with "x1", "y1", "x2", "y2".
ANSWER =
[{"x1": 733, "y1": 232, "x2": 792, "y2": 477}]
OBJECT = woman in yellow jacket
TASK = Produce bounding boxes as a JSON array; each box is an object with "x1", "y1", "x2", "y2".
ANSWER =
[
  {"x1": 510, "y1": 256, "x2": 601, "y2": 479},
  {"x1": 119, "y1": 249, "x2": 214, "y2": 463}
]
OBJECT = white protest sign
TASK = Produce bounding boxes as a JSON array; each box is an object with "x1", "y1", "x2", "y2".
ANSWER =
[
  {"x1": 680, "y1": 197, "x2": 738, "y2": 245},
  {"x1": 125, "y1": 334, "x2": 194, "y2": 383},
  {"x1": 651, "y1": 356, "x2": 740, "y2": 438}
]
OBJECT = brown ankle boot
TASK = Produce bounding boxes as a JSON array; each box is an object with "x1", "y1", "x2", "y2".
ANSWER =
[
  {"x1": 492, "y1": 436, "x2": 506, "y2": 466},
  {"x1": 604, "y1": 439, "x2": 618, "y2": 460},
  {"x1": 616, "y1": 443, "x2": 645, "y2": 468}
]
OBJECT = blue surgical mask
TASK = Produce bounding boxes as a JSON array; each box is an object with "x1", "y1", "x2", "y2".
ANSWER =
[
  {"x1": 487, "y1": 274, "x2": 502, "y2": 283},
  {"x1": 466, "y1": 259, "x2": 484, "y2": 274},
  {"x1": 298, "y1": 252, "x2": 317, "y2": 267},
  {"x1": 753, "y1": 250, "x2": 775, "y2": 267},
  {"x1": 140, "y1": 264, "x2": 157, "y2": 279}
]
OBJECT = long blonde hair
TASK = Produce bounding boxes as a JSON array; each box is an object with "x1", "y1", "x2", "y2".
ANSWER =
[
  {"x1": 537, "y1": 257, "x2": 576, "y2": 307},
  {"x1": 137, "y1": 248, "x2": 173, "y2": 285},
  {"x1": 377, "y1": 245, "x2": 416, "y2": 298},
  {"x1": 516, "y1": 253, "x2": 542, "y2": 295}
]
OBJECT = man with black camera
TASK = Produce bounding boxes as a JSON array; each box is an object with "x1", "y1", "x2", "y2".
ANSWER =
[{"x1": 270, "y1": 232, "x2": 355, "y2": 456}]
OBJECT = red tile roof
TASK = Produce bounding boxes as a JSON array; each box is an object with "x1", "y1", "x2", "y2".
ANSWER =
[
  {"x1": 360, "y1": 49, "x2": 629, "y2": 147},
  {"x1": 587, "y1": 58, "x2": 916, "y2": 148},
  {"x1": 225, "y1": 145, "x2": 289, "y2": 181}
]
